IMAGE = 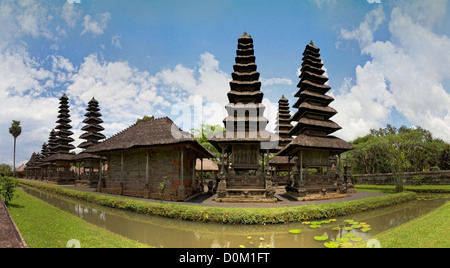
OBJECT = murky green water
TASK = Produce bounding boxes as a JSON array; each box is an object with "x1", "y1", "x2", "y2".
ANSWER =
[{"x1": 22, "y1": 187, "x2": 447, "y2": 248}]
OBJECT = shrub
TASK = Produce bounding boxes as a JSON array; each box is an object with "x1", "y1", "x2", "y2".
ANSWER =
[{"x1": 0, "y1": 177, "x2": 18, "y2": 205}]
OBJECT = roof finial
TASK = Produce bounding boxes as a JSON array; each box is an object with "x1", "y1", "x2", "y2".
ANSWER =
[{"x1": 309, "y1": 40, "x2": 315, "y2": 46}]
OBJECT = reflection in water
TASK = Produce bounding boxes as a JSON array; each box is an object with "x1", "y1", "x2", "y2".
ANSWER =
[{"x1": 22, "y1": 187, "x2": 446, "y2": 248}]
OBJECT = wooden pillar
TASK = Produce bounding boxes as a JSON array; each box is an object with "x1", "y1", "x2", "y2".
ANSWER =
[
  {"x1": 200, "y1": 158, "x2": 204, "y2": 191},
  {"x1": 266, "y1": 149, "x2": 270, "y2": 174},
  {"x1": 192, "y1": 156, "x2": 196, "y2": 189},
  {"x1": 121, "y1": 151, "x2": 124, "y2": 178},
  {"x1": 145, "y1": 150, "x2": 149, "y2": 185},
  {"x1": 300, "y1": 151, "x2": 303, "y2": 183},
  {"x1": 98, "y1": 155, "x2": 103, "y2": 192}
]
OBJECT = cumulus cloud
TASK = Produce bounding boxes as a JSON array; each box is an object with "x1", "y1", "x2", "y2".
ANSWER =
[
  {"x1": 81, "y1": 12, "x2": 111, "y2": 36},
  {"x1": 335, "y1": 1, "x2": 450, "y2": 141}
]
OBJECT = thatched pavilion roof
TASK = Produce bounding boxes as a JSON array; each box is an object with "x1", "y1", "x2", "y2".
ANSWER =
[{"x1": 85, "y1": 117, "x2": 214, "y2": 158}]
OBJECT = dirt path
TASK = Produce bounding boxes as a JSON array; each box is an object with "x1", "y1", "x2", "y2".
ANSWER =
[{"x1": 0, "y1": 196, "x2": 27, "y2": 248}]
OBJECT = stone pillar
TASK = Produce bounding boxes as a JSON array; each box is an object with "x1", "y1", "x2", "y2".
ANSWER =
[{"x1": 178, "y1": 147, "x2": 186, "y2": 200}]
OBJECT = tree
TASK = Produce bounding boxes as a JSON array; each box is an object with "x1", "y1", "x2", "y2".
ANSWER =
[
  {"x1": 9, "y1": 120, "x2": 21, "y2": 178},
  {"x1": 0, "y1": 164, "x2": 12, "y2": 177},
  {"x1": 192, "y1": 124, "x2": 225, "y2": 160},
  {"x1": 439, "y1": 144, "x2": 450, "y2": 170},
  {"x1": 347, "y1": 124, "x2": 446, "y2": 174}
]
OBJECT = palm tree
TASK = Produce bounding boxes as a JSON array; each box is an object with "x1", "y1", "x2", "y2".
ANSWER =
[{"x1": 9, "y1": 120, "x2": 22, "y2": 177}]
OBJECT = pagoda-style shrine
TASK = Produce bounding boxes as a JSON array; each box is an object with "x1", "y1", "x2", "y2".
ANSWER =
[
  {"x1": 209, "y1": 33, "x2": 278, "y2": 203},
  {"x1": 270, "y1": 96, "x2": 295, "y2": 186},
  {"x1": 73, "y1": 97, "x2": 106, "y2": 188},
  {"x1": 43, "y1": 94, "x2": 76, "y2": 184},
  {"x1": 278, "y1": 41, "x2": 354, "y2": 201}
]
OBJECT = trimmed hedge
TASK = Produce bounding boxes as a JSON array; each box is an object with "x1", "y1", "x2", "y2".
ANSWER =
[{"x1": 20, "y1": 181, "x2": 417, "y2": 225}]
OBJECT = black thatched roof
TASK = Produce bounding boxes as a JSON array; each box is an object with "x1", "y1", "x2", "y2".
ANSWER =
[
  {"x1": 277, "y1": 134, "x2": 354, "y2": 156},
  {"x1": 85, "y1": 117, "x2": 214, "y2": 158}
]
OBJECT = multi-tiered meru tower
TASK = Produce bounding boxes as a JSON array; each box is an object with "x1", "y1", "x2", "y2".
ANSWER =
[
  {"x1": 209, "y1": 33, "x2": 277, "y2": 203},
  {"x1": 73, "y1": 97, "x2": 106, "y2": 188},
  {"x1": 278, "y1": 41, "x2": 354, "y2": 201}
]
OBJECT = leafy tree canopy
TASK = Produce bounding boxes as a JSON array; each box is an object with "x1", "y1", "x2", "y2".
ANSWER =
[{"x1": 346, "y1": 124, "x2": 448, "y2": 174}]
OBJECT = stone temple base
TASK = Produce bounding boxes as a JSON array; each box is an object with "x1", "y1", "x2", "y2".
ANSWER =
[
  {"x1": 285, "y1": 185, "x2": 348, "y2": 202},
  {"x1": 214, "y1": 186, "x2": 277, "y2": 203},
  {"x1": 285, "y1": 191, "x2": 348, "y2": 202}
]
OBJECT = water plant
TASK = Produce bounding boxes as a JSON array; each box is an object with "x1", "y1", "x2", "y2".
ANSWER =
[
  {"x1": 289, "y1": 229, "x2": 302, "y2": 234},
  {"x1": 314, "y1": 234, "x2": 328, "y2": 241},
  {"x1": 324, "y1": 241, "x2": 339, "y2": 248}
]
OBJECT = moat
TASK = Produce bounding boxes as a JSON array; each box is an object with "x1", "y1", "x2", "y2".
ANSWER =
[{"x1": 22, "y1": 186, "x2": 447, "y2": 248}]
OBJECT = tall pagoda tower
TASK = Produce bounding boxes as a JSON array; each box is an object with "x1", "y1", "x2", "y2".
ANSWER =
[
  {"x1": 278, "y1": 41, "x2": 354, "y2": 201},
  {"x1": 78, "y1": 97, "x2": 106, "y2": 149},
  {"x1": 42, "y1": 94, "x2": 76, "y2": 184},
  {"x1": 269, "y1": 96, "x2": 295, "y2": 185},
  {"x1": 275, "y1": 96, "x2": 293, "y2": 150},
  {"x1": 209, "y1": 33, "x2": 277, "y2": 203},
  {"x1": 73, "y1": 97, "x2": 106, "y2": 188},
  {"x1": 54, "y1": 94, "x2": 75, "y2": 154},
  {"x1": 47, "y1": 129, "x2": 58, "y2": 155}
]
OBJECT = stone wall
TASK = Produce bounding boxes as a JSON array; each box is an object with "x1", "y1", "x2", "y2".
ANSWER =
[{"x1": 353, "y1": 170, "x2": 450, "y2": 185}]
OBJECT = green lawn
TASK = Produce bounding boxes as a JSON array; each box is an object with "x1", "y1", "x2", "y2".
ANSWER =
[
  {"x1": 8, "y1": 189, "x2": 151, "y2": 248},
  {"x1": 356, "y1": 201, "x2": 450, "y2": 248}
]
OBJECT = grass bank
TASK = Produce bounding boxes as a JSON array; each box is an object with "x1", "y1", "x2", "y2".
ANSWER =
[
  {"x1": 355, "y1": 184, "x2": 450, "y2": 193},
  {"x1": 8, "y1": 189, "x2": 151, "y2": 248},
  {"x1": 20, "y1": 180, "x2": 416, "y2": 225},
  {"x1": 356, "y1": 201, "x2": 450, "y2": 248}
]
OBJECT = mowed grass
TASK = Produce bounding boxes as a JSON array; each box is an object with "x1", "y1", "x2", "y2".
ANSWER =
[
  {"x1": 356, "y1": 201, "x2": 450, "y2": 248},
  {"x1": 8, "y1": 189, "x2": 151, "y2": 248}
]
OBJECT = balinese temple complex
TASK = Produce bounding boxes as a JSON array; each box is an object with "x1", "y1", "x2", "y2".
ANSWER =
[
  {"x1": 209, "y1": 32, "x2": 278, "y2": 203},
  {"x1": 25, "y1": 35, "x2": 354, "y2": 203},
  {"x1": 278, "y1": 41, "x2": 354, "y2": 201}
]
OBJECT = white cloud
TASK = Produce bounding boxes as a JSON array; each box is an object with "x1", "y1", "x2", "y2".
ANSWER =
[
  {"x1": 111, "y1": 34, "x2": 122, "y2": 49},
  {"x1": 260, "y1": 77, "x2": 293, "y2": 86},
  {"x1": 81, "y1": 12, "x2": 111, "y2": 36},
  {"x1": 61, "y1": 2, "x2": 81, "y2": 28},
  {"x1": 335, "y1": 1, "x2": 450, "y2": 141},
  {"x1": 309, "y1": 0, "x2": 337, "y2": 8}
]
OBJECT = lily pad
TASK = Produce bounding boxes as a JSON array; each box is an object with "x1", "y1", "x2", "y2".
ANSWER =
[
  {"x1": 314, "y1": 235, "x2": 329, "y2": 241},
  {"x1": 311, "y1": 221, "x2": 321, "y2": 225},
  {"x1": 343, "y1": 226, "x2": 353, "y2": 231},
  {"x1": 324, "y1": 241, "x2": 340, "y2": 248},
  {"x1": 336, "y1": 237, "x2": 349, "y2": 243},
  {"x1": 344, "y1": 232, "x2": 356, "y2": 238},
  {"x1": 351, "y1": 224, "x2": 362, "y2": 229},
  {"x1": 321, "y1": 220, "x2": 331, "y2": 224},
  {"x1": 246, "y1": 236, "x2": 252, "y2": 239},
  {"x1": 289, "y1": 229, "x2": 302, "y2": 234},
  {"x1": 331, "y1": 227, "x2": 341, "y2": 231},
  {"x1": 339, "y1": 242, "x2": 353, "y2": 248},
  {"x1": 350, "y1": 236, "x2": 363, "y2": 242},
  {"x1": 239, "y1": 245, "x2": 246, "y2": 248},
  {"x1": 310, "y1": 224, "x2": 321, "y2": 229},
  {"x1": 302, "y1": 222, "x2": 311, "y2": 225},
  {"x1": 361, "y1": 224, "x2": 371, "y2": 228},
  {"x1": 344, "y1": 220, "x2": 354, "y2": 223},
  {"x1": 360, "y1": 227, "x2": 372, "y2": 232},
  {"x1": 329, "y1": 219, "x2": 337, "y2": 222},
  {"x1": 359, "y1": 222, "x2": 367, "y2": 225}
]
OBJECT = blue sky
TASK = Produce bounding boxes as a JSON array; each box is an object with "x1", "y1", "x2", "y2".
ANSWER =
[{"x1": 1, "y1": 0, "x2": 450, "y2": 166}]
